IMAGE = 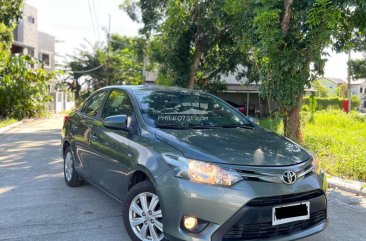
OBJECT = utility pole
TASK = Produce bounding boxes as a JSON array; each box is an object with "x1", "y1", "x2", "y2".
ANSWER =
[
  {"x1": 347, "y1": 50, "x2": 352, "y2": 113},
  {"x1": 106, "y1": 13, "x2": 111, "y2": 86}
]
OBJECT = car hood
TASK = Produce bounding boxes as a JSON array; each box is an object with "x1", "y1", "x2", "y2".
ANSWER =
[{"x1": 155, "y1": 127, "x2": 311, "y2": 166}]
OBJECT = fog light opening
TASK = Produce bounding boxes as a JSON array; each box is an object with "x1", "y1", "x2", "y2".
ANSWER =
[{"x1": 183, "y1": 216, "x2": 198, "y2": 230}]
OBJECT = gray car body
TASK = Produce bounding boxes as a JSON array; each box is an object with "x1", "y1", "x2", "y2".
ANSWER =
[{"x1": 61, "y1": 85, "x2": 328, "y2": 241}]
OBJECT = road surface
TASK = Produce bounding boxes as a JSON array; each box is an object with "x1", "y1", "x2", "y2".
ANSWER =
[{"x1": 0, "y1": 117, "x2": 365, "y2": 241}]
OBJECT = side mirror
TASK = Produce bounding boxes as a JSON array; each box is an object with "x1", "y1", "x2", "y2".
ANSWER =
[{"x1": 103, "y1": 115, "x2": 128, "y2": 130}]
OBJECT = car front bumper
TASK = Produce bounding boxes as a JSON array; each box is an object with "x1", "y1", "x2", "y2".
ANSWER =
[{"x1": 154, "y1": 171, "x2": 327, "y2": 241}]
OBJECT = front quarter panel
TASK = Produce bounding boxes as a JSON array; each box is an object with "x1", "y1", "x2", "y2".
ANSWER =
[{"x1": 122, "y1": 129, "x2": 182, "y2": 201}]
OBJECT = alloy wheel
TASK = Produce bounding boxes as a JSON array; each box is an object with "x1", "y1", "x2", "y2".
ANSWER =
[
  {"x1": 64, "y1": 152, "x2": 73, "y2": 182},
  {"x1": 128, "y1": 192, "x2": 164, "y2": 241}
]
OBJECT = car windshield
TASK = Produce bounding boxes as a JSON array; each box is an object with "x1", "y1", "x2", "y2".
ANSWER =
[{"x1": 135, "y1": 90, "x2": 253, "y2": 129}]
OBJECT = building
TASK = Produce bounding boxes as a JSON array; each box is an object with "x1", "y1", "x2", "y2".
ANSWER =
[
  {"x1": 318, "y1": 77, "x2": 346, "y2": 96},
  {"x1": 351, "y1": 79, "x2": 366, "y2": 112},
  {"x1": 11, "y1": 4, "x2": 74, "y2": 113}
]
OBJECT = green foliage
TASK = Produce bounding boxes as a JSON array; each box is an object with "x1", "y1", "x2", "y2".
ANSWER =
[
  {"x1": 0, "y1": 55, "x2": 54, "y2": 119},
  {"x1": 309, "y1": 95, "x2": 318, "y2": 113},
  {"x1": 303, "y1": 96, "x2": 360, "y2": 110},
  {"x1": 259, "y1": 115, "x2": 284, "y2": 135},
  {"x1": 349, "y1": 58, "x2": 366, "y2": 79},
  {"x1": 0, "y1": 0, "x2": 23, "y2": 70},
  {"x1": 0, "y1": 1, "x2": 52, "y2": 119},
  {"x1": 226, "y1": 0, "x2": 346, "y2": 111},
  {"x1": 0, "y1": 118, "x2": 17, "y2": 128},
  {"x1": 123, "y1": 0, "x2": 250, "y2": 90},
  {"x1": 351, "y1": 95, "x2": 361, "y2": 109},
  {"x1": 66, "y1": 35, "x2": 144, "y2": 99},
  {"x1": 259, "y1": 110, "x2": 366, "y2": 182},
  {"x1": 304, "y1": 111, "x2": 366, "y2": 182},
  {"x1": 302, "y1": 104, "x2": 310, "y2": 111}
]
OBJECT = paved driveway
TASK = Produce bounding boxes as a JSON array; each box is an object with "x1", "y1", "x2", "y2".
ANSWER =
[{"x1": 0, "y1": 118, "x2": 365, "y2": 241}]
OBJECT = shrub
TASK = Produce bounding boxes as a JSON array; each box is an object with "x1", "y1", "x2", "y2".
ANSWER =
[
  {"x1": 0, "y1": 55, "x2": 54, "y2": 119},
  {"x1": 302, "y1": 104, "x2": 309, "y2": 111},
  {"x1": 303, "y1": 96, "x2": 360, "y2": 111}
]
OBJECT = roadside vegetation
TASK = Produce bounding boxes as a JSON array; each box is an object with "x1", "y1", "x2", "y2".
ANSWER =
[
  {"x1": 0, "y1": 0, "x2": 54, "y2": 120},
  {"x1": 259, "y1": 110, "x2": 366, "y2": 182},
  {"x1": 0, "y1": 118, "x2": 17, "y2": 128}
]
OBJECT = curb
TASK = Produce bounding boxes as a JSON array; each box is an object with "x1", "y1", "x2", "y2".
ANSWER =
[
  {"x1": 0, "y1": 121, "x2": 24, "y2": 134},
  {"x1": 327, "y1": 176, "x2": 366, "y2": 197}
]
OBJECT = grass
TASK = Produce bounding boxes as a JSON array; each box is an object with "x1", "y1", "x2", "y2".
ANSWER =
[
  {"x1": 259, "y1": 110, "x2": 366, "y2": 182},
  {"x1": 0, "y1": 118, "x2": 18, "y2": 128}
]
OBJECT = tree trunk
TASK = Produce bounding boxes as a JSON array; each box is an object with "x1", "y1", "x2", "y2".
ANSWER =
[
  {"x1": 187, "y1": 44, "x2": 201, "y2": 89},
  {"x1": 73, "y1": 80, "x2": 81, "y2": 101},
  {"x1": 281, "y1": 0, "x2": 294, "y2": 35},
  {"x1": 280, "y1": 0, "x2": 303, "y2": 142},
  {"x1": 283, "y1": 94, "x2": 303, "y2": 143},
  {"x1": 187, "y1": 0, "x2": 201, "y2": 90}
]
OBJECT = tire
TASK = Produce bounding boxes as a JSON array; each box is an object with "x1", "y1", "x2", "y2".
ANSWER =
[
  {"x1": 123, "y1": 180, "x2": 164, "y2": 241},
  {"x1": 63, "y1": 146, "x2": 83, "y2": 187}
]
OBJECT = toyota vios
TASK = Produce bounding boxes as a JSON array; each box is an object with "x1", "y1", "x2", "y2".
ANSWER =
[{"x1": 62, "y1": 85, "x2": 328, "y2": 241}]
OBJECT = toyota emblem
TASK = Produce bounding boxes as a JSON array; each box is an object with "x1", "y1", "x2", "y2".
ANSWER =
[{"x1": 282, "y1": 171, "x2": 297, "y2": 184}]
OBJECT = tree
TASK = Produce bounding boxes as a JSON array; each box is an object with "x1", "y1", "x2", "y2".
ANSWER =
[
  {"x1": 66, "y1": 35, "x2": 144, "y2": 101},
  {"x1": 224, "y1": 0, "x2": 366, "y2": 142},
  {"x1": 122, "y1": 0, "x2": 366, "y2": 143},
  {"x1": 122, "y1": 0, "x2": 251, "y2": 91},
  {"x1": 0, "y1": 0, "x2": 23, "y2": 69},
  {"x1": 349, "y1": 58, "x2": 366, "y2": 79}
]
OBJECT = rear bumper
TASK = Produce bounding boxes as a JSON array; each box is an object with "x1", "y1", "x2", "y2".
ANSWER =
[{"x1": 155, "y1": 171, "x2": 327, "y2": 241}]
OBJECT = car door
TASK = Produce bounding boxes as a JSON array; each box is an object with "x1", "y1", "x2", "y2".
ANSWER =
[
  {"x1": 89, "y1": 89, "x2": 136, "y2": 200},
  {"x1": 72, "y1": 90, "x2": 108, "y2": 179}
]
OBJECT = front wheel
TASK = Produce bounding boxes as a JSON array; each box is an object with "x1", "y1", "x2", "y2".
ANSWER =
[{"x1": 123, "y1": 181, "x2": 164, "y2": 241}]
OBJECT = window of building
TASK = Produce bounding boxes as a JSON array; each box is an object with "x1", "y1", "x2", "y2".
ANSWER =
[
  {"x1": 57, "y1": 92, "x2": 63, "y2": 102},
  {"x1": 28, "y1": 48, "x2": 34, "y2": 57},
  {"x1": 40, "y1": 53, "x2": 50, "y2": 67},
  {"x1": 364, "y1": 101, "x2": 366, "y2": 108},
  {"x1": 67, "y1": 93, "x2": 73, "y2": 102},
  {"x1": 361, "y1": 87, "x2": 363, "y2": 94},
  {"x1": 28, "y1": 16, "x2": 35, "y2": 24}
]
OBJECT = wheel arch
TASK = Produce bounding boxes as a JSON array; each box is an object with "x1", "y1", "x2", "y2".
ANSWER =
[
  {"x1": 128, "y1": 168, "x2": 152, "y2": 191},
  {"x1": 62, "y1": 140, "x2": 70, "y2": 158}
]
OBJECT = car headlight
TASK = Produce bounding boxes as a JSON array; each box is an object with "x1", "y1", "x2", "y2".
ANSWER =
[
  {"x1": 312, "y1": 155, "x2": 321, "y2": 174},
  {"x1": 162, "y1": 154, "x2": 242, "y2": 186}
]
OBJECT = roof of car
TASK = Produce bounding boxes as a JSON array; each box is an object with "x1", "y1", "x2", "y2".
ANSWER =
[{"x1": 103, "y1": 85, "x2": 203, "y2": 93}]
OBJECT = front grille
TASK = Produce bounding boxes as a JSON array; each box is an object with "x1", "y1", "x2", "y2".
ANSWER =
[
  {"x1": 223, "y1": 209, "x2": 327, "y2": 240},
  {"x1": 246, "y1": 190, "x2": 324, "y2": 207}
]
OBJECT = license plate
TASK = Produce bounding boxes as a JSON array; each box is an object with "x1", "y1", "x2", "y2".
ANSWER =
[{"x1": 272, "y1": 202, "x2": 310, "y2": 226}]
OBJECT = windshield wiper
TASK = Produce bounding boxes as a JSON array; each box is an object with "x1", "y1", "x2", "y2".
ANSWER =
[
  {"x1": 155, "y1": 124, "x2": 190, "y2": 130},
  {"x1": 214, "y1": 123, "x2": 254, "y2": 129}
]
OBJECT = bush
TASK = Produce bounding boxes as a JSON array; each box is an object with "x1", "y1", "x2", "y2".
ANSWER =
[
  {"x1": 303, "y1": 96, "x2": 360, "y2": 111},
  {"x1": 0, "y1": 55, "x2": 54, "y2": 119}
]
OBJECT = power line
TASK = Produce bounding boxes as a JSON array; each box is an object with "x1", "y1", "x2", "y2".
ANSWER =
[
  {"x1": 87, "y1": 0, "x2": 97, "y2": 38},
  {"x1": 69, "y1": 64, "x2": 105, "y2": 74},
  {"x1": 91, "y1": 0, "x2": 101, "y2": 41}
]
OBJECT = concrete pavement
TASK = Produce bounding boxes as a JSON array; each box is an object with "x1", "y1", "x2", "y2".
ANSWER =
[{"x1": 0, "y1": 117, "x2": 365, "y2": 241}]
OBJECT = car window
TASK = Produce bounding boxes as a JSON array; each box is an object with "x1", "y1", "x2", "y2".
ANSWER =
[
  {"x1": 135, "y1": 90, "x2": 252, "y2": 129},
  {"x1": 101, "y1": 90, "x2": 134, "y2": 119},
  {"x1": 82, "y1": 91, "x2": 107, "y2": 118}
]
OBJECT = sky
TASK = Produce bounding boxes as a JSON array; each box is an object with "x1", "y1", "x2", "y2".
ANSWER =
[
  {"x1": 26, "y1": 0, "x2": 141, "y2": 63},
  {"x1": 27, "y1": 0, "x2": 364, "y2": 80}
]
